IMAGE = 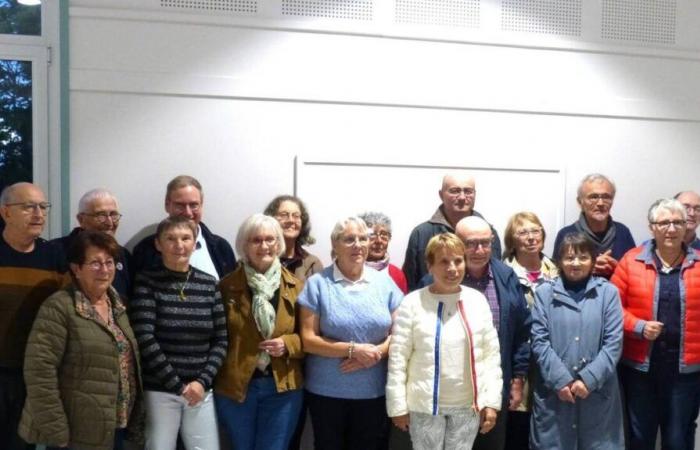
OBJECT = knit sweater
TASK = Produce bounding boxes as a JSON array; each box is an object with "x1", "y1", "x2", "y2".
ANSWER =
[{"x1": 129, "y1": 266, "x2": 228, "y2": 394}]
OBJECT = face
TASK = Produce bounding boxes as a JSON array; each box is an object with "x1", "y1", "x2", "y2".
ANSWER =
[
  {"x1": 332, "y1": 222, "x2": 369, "y2": 268},
  {"x1": 165, "y1": 186, "x2": 203, "y2": 225},
  {"x1": 560, "y1": 247, "x2": 594, "y2": 283},
  {"x1": 439, "y1": 176, "x2": 476, "y2": 217},
  {"x1": 0, "y1": 184, "x2": 48, "y2": 239},
  {"x1": 77, "y1": 197, "x2": 121, "y2": 236},
  {"x1": 513, "y1": 219, "x2": 544, "y2": 256},
  {"x1": 677, "y1": 191, "x2": 700, "y2": 233},
  {"x1": 367, "y1": 225, "x2": 391, "y2": 262},
  {"x1": 578, "y1": 180, "x2": 614, "y2": 226},
  {"x1": 461, "y1": 227, "x2": 493, "y2": 273},
  {"x1": 246, "y1": 225, "x2": 280, "y2": 273},
  {"x1": 155, "y1": 226, "x2": 196, "y2": 269},
  {"x1": 650, "y1": 208, "x2": 686, "y2": 252},
  {"x1": 275, "y1": 200, "x2": 302, "y2": 243},
  {"x1": 71, "y1": 246, "x2": 116, "y2": 297},
  {"x1": 428, "y1": 247, "x2": 465, "y2": 292}
]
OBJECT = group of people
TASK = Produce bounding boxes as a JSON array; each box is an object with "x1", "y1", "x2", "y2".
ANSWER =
[{"x1": 1, "y1": 171, "x2": 699, "y2": 450}]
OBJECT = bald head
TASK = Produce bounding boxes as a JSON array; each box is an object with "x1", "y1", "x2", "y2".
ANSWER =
[
  {"x1": 455, "y1": 216, "x2": 491, "y2": 241},
  {"x1": 0, "y1": 182, "x2": 48, "y2": 245},
  {"x1": 439, "y1": 174, "x2": 477, "y2": 226},
  {"x1": 675, "y1": 190, "x2": 700, "y2": 237}
]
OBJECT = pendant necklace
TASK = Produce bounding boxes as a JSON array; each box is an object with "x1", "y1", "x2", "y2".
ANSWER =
[{"x1": 179, "y1": 268, "x2": 192, "y2": 300}]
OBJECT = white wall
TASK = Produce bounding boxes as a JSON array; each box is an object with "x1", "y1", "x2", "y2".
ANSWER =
[{"x1": 67, "y1": 0, "x2": 700, "y2": 269}]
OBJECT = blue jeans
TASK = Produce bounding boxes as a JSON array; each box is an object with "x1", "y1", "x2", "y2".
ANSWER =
[
  {"x1": 621, "y1": 364, "x2": 700, "y2": 450},
  {"x1": 215, "y1": 377, "x2": 303, "y2": 450}
]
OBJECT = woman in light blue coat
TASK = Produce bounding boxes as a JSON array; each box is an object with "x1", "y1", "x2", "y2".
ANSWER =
[{"x1": 530, "y1": 232, "x2": 624, "y2": 450}]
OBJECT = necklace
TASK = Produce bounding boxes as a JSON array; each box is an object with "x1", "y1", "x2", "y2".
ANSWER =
[
  {"x1": 655, "y1": 250, "x2": 683, "y2": 273},
  {"x1": 178, "y1": 269, "x2": 192, "y2": 300}
]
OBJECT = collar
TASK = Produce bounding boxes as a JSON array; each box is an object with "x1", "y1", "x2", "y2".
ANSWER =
[
  {"x1": 465, "y1": 264, "x2": 493, "y2": 283},
  {"x1": 73, "y1": 285, "x2": 125, "y2": 320},
  {"x1": 636, "y1": 239, "x2": 699, "y2": 270},
  {"x1": 333, "y1": 262, "x2": 370, "y2": 285},
  {"x1": 195, "y1": 224, "x2": 205, "y2": 250},
  {"x1": 551, "y1": 275, "x2": 604, "y2": 301}
]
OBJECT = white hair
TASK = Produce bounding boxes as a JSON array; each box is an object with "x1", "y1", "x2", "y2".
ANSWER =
[
  {"x1": 330, "y1": 216, "x2": 368, "y2": 243},
  {"x1": 235, "y1": 213, "x2": 286, "y2": 264},
  {"x1": 577, "y1": 173, "x2": 616, "y2": 200},
  {"x1": 648, "y1": 198, "x2": 687, "y2": 223},
  {"x1": 78, "y1": 188, "x2": 118, "y2": 213}
]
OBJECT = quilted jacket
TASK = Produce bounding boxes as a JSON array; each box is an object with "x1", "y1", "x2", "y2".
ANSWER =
[
  {"x1": 610, "y1": 241, "x2": 700, "y2": 372},
  {"x1": 386, "y1": 286, "x2": 502, "y2": 417},
  {"x1": 18, "y1": 286, "x2": 143, "y2": 450}
]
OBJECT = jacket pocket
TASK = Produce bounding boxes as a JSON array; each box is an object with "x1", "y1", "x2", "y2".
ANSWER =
[{"x1": 67, "y1": 392, "x2": 106, "y2": 446}]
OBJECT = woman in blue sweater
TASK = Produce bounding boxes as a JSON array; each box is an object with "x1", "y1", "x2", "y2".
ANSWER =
[{"x1": 298, "y1": 216, "x2": 403, "y2": 450}]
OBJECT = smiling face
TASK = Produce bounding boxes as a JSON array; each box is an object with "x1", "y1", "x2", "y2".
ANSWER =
[
  {"x1": 650, "y1": 208, "x2": 686, "y2": 253},
  {"x1": 246, "y1": 224, "x2": 281, "y2": 273},
  {"x1": 77, "y1": 196, "x2": 120, "y2": 236},
  {"x1": 428, "y1": 247, "x2": 465, "y2": 294},
  {"x1": 560, "y1": 246, "x2": 594, "y2": 283},
  {"x1": 0, "y1": 183, "x2": 47, "y2": 240},
  {"x1": 332, "y1": 222, "x2": 369, "y2": 269},
  {"x1": 275, "y1": 200, "x2": 302, "y2": 244},
  {"x1": 578, "y1": 179, "x2": 614, "y2": 227},
  {"x1": 165, "y1": 185, "x2": 203, "y2": 225},
  {"x1": 513, "y1": 219, "x2": 544, "y2": 257},
  {"x1": 155, "y1": 225, "x2": 196, "y2": 271},
  {"x1": 677, "y1": 191, "x2": 700, "y2": 233},
  {"x1": 71, "y1": 245, "x2": 116, "y2": 299}
]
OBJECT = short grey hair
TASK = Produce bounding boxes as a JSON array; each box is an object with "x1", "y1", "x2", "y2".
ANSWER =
[
  {"x1": 330, "y1": 216, "x2": 368, "y2": 243},
  {"x1": 577, "y1": 173, "x2": 616, "y2": 200},
  {"x1": 358, "y1": 211, "x2": 392, "y2": 234},
  {"x1": 235, "y1": 213, "x2": 286, "y2": 264},
  {"x1": 0, "y1": 182, "x2": 35, "y2": 206},
  {"x1": 78, "y1": 188, "x2": 118, "y2": 213},
  {"x1": 648, "y1": 198, "x2": 687, "y2": 223}
]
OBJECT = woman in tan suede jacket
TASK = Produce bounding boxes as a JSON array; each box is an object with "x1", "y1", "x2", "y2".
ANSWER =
[{"x1": 214, "y1": 214, "x2": 304, "y2": 450}]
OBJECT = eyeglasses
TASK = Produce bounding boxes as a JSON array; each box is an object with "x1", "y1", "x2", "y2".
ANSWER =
[
  {"x1": 170, "y1": 202, "x2": 201, "y2": 213},
  {"x1": 369, "y1": 231, "x2": 391, "y2": 242},
  {"x1": 84, "y1": 259, "x2": 115, "y2": 271},
  {"x1": 446, "y1": 187, "x2": 476, "y2": 197},
  {"x1": 83, "y1": 211, "x2": 122, "y2": 223},
  {"x1": 651, "y1": 220, "x2": 686, "y2": 230},
  {"x1": 276, "y1": 212, "x2": 302, "y2": 221},
  {"x1": 248, "y1": 236, "x2": 277, "y2": 247},
  {"x1": 682, "y1": 204, "x2": 700, "y2": 214},
  {"x1": 5, "y1": 202, "x2": 51, "y2": 215},
  {"x1": 584, "y1": 193, "x2": 613, "y2": 204},
  {"x1": 514, "y1": 228, "x2": 542, "y2": 238},
  {"x1": 339, "y1": 235, "x2": 370, "y2": 247},
  {"x1": 464, "y1": 238, "x2": 493, "y2": 250}
]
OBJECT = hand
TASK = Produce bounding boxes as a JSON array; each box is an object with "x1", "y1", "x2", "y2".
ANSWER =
[
  {"x1": 557, "y1": 383, "x2": 575, "y2": 403},
  {"x1": 392, "y1": 414, "x2": 410, "y2": 432},
  {"x1": 593, "y1": 251, "x2": 617, "y2": 277},
  {"x1": 643, "y1": 321, "x2": 664, "y2": 341},
  {"x1": 182, "y1": 381, "x2": 205, "y2": 406},
  {"x1": 509, "y1": 378, "x2": 524, "y2": 410},
  {"x1": 259, "y1": 338, "x2": 287, "y2": 358},
  {"x1": 339, "y1": 358, "x2": 367, "y2": 373},
  {"x1": 351, "y1": 343, "x2": 382, "y2": 368},
  {"x1": 570, "y1": 380, "x2": 589, "y2": 399},
  {"x1": 479, "y1": 408, "x2": 498, "y2": 434}
]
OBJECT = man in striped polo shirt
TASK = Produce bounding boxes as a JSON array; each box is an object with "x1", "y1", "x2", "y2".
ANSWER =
[{"x1": 0, "y1": 182, "x2": 67, "y2": 450}]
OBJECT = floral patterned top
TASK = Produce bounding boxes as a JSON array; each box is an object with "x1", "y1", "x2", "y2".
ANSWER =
[{"x1": 75, "y1": 289, "x2": 137, "y2": 428}]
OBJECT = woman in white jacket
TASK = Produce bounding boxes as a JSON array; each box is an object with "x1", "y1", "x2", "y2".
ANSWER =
[{"x1": 386, "y1": 232, "x2": 502, "y2": 450}]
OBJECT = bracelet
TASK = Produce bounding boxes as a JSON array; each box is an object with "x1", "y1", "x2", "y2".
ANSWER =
[{"x1": 348, "y1": 340, "x2": 355, "y2": 359}]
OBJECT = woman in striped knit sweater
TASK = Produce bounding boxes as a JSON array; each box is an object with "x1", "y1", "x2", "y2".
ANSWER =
[{"x1": 130, "y1": 216, "x2": 228, "y2": 450}]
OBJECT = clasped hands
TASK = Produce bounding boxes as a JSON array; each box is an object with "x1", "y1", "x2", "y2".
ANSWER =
[
  {"x1": 340, "y1": 343, "x2": 383, "y2": 373},
  {"x1": 557, "y1": 379, "x2": 590, "y2": 403}
]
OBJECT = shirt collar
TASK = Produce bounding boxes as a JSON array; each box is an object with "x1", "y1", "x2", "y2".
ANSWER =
[
  {"x1": 465, "y1": 264, "x2": 493, "y2": 283},
  {"x1": 333, "y1": 262, "x2": 370, "y2": 285}
]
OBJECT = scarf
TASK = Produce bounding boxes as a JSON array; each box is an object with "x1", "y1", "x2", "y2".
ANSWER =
[
  {"x1": 365, "y1": 254, "x2": 390, "y2": 272},
  {"x1": 244, "y1": 258, "x2": 281, "y2": 371},
  {"x1": 575, "y1": 212, "x2": 616, "y2": 254}
]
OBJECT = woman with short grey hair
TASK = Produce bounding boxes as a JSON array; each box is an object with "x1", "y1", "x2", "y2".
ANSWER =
[
  {"x1": 359, "y1": 212, "x2": 408, "y2": 294},
  {"x1": 612, "y1": 198, "x2": 700, "y2": 450},
  {"x1": 298, "y1": 216, "x2": 403, "y2": 450},
  {"x1": 215, "y1": 213, "x2": 305, "y2": 450}
]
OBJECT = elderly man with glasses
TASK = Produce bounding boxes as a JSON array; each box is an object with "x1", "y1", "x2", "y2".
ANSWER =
[
  {"x1": 553, "y1": 173, "x2": 635, "y2": 279},
  {"x1": 417, "y1": 216, "x2": 531, "y2": 450},
  {"x1": 0, "y1": 182, "x2": 68, "y2": 450},
  {"x1": 52, "y1": 188, "x2": 133, "y2": 300},
  {"x1": 403, "y1": 173, "x2": 502, "y2": 291},
  {"x1": 674, "y1": 190, "x2": 700, "y2": 250},
  {"x1": 132, "y1": 175, "x2": 236, "y2": 280}
]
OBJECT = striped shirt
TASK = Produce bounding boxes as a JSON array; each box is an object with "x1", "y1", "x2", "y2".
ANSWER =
[{"x1": 129, "y1": 266, "x2": 227, "y2": 394}]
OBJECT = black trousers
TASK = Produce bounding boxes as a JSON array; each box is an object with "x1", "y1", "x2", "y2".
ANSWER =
[
  {"x1": 306, "y1": 391, "x2": 389, "y2": 450},
  {"x1": 0, "y1": 368, "x2": 34, "y2": 450}
]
